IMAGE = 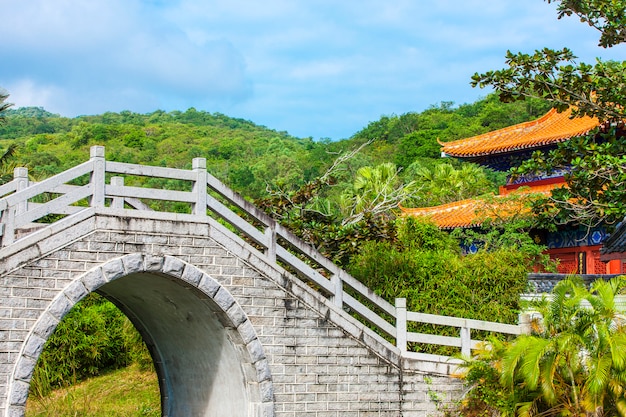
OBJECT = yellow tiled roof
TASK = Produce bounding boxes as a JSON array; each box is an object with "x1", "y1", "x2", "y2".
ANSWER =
[
  {"x1": 401, "y1": 182, "x2": 566, "y2": 229},
  {"x1": 400, "y1": 198, "x2": 486, "y2": 229},
  {"x1": 441, "y1": 108, "x2": 600, "y2": 158},
  {"x1": 499, "y1": 180, "x2": 567, "y2": 196}
]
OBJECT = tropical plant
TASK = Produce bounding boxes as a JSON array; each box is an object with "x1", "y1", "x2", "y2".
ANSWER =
[
  {"x1": 0, "y1": 143, "x2": 18, "y2": 184},
  {"x1": 340, "y1": 162, "x2": 415, "y2": 224},
  {"x1": 460, "y1": 276, "x2": 626, "y2": 417},
  {"x1": 256, "y1": 141, "x2": 400, "y2": 267},
  {"x1": 404, "y1": 162, "x2": 495, "y2": 207},
  {"x1": 0, "y1": 88, "x2": 12, "y2": 124}
]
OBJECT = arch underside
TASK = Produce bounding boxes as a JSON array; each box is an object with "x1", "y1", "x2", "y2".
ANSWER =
[
  {"x1": 98, "y1": 272, "x2": 255, "y2": 417},
  {"x1": 11, "y1": 254, "x2": 271, "y2": 417}
]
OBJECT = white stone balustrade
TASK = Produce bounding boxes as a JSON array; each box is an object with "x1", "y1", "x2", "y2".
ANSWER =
[{"x1": 0, "y1": 146, "x2": 530, "y2": 358}]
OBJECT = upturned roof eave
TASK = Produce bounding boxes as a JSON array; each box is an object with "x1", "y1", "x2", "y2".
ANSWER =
[{"x1": 440, "y1": 108, "x2": 600, "y2": 158}]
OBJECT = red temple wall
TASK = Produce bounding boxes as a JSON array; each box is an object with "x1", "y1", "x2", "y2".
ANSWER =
[{"x1": 546, "y1": 245, "x2": 624, "y2": 274}]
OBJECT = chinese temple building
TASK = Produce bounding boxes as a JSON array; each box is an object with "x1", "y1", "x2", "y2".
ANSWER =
[
  {"x1": 401, "y1": 107, "x2": 624, "y2": 275},
  {"x1": 600, "y1": 218, "x2": 626, "y2": 264}
]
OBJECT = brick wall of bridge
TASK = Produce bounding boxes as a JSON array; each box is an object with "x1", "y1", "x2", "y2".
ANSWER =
[{"x1": 0, "y1": 214, "x2": 463, "y2": 417}]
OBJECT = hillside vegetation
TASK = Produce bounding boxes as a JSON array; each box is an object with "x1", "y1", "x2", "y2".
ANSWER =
[
  {"x1": 1, "y1": 94, "x2": 549, "y2": 200},
  {"x1": 1, "y1": 94, "x2": 553, "y2": 413}
]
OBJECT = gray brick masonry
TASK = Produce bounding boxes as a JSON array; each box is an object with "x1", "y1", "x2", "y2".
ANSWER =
[{"x1": 0, "y1": 214, "x2": 463, "y2": 417}]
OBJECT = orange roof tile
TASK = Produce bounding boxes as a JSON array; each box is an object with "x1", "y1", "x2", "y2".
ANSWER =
[
  {"x1": 400, "y1": 183, "x2": 565, "y2": 229},
  {"x1": 401, "y1": 198, "x2": 486, "y2": 229},
  {"x1": 500, "y1": 180, "x2": 567, "y2": 196},
  {"x1": 441, "y1": 108, "x2": 600, "y2": 158}
]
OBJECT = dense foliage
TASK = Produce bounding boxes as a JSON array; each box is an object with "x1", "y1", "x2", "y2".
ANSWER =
[
  {"x1": 351, "y1": 96, "x2": 550, "y2": 169},
  {"x1": 347, "y1": 218, "x2": 542, "y2": 354},
  {"x1": 460, "y1": 276, "x2": 626, "y2": 417},
  {"x1": 0, "y1": 94, "x2": 549, "y2": 213},
  {"x1": 0, "y1": 107, "x2": 334, "y2": 198}
]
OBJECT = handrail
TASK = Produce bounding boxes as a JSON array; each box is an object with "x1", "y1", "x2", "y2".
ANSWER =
[
  {"x1": 0, "y1": 146, "x2": 530, "y2": 357},
  {"x1": 398, "y1": 300, "x2": 530, "y2": 356}
]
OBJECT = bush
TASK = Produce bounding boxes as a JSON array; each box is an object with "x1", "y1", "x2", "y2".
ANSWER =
[
  {"x1": 348, "y1": 218, "x2": 531, "y2": 354},
  {"x1": 30, "y1": 294, "x2": 152, "y2": 397}
]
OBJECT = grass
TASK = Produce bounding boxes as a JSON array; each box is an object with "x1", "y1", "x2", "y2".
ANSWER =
[{"x1": 26, "y1": 364, "x2": 160, "y2": 417}]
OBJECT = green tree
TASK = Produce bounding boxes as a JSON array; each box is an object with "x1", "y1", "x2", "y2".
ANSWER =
[
  {"x1": 0, "y1": 89, "x2": 12, "y2": 123},
  {"x1": 470, "y1": 0, "x2": 626, "y2": 228},
  {"x1": 395, "y1": 130, "x2": 441, "y2": 166},
  {"x1": 551, "y1": 0, "x2": 626, "y2": 48}
]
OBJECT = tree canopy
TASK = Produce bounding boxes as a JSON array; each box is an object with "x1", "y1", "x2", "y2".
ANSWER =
[
  {"x1": 471, "y1": 0, "x2": 626, "y2": 229},
  {"x1": 550, "y1": 0, "x2": 626, "y2": 48},
  {"x1": 0, "y1": 89, "x2": 12, "y2": 124}
]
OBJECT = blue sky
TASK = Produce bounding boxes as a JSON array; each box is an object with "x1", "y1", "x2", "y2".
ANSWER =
[{"x1": 2, "y1": 1, "x2": 624, "y2": 140}]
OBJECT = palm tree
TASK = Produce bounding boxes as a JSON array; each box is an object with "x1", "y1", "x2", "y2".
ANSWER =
[
  {"x1": 0, "y1": 144, "x2": 18, "y2": 184},
  {"x1": 0, "y1": 89, "x2": 16, "y2": 184},
  {"x1": 500, "y1": 276, "x2": 626, "y2": 416},
  {"x1": 405, "y1": 162, "x2": 492, "y2": 207},
  {"x1": 0, "y1": 88, "x2": 12, "y2": 124}
]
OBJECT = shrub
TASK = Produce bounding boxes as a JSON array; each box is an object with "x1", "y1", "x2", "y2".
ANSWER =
[
  {"x1": 30, "y1": 294, "x2": 152, "y2": 397},
  {"x1": 348, "y1": 218, "x2": 531, "y2": 354},
  {"x1": 459, "y1": 276, "x2": 626, "y2": 417}
]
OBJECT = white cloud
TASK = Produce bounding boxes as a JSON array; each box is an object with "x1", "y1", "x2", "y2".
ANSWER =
[
  {"x1": 1, "y1": 0, "x2": 624, "y2": 139},
  {"x1": 6, "y1": 80, "x2": 64, "y2": 112},
  {"x1": 1, "y1": 1, "x2": 136, "y2": 49},
  {"x1": 0, "y1": 0, "x2": 252, "y2": 116}
]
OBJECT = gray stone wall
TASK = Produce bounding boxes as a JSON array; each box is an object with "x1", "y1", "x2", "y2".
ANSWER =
[{"x1": 0, "y1": 213, "x2": 463, "y2": 417}]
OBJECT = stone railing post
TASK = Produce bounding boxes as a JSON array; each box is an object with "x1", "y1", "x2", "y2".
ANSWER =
[
  {"x1": 396, "y1": 298, "x2": 407, "y2": 352},
  {"x1": 0, "y1": 168, "x2": 28, "y2": 246},
  {"x1": 460, "y1": 325, "x2": 471, "y2": 357},
  {"x1": 192, "y1": 158, "x2": 207, "y2": 216},
  {"x1": 90, "y1": 146, "x2": 106, "y2": 207},
  {"x1": 14, "y1": 167, "x2": 29, "y2": 215},
  {"x1": 519, "y1": 313, "x2": 531, "y2": 335},
  {"x1": 111, "y1": 176, "x2": 125, "y2": 209},
  {"x1": 330, "y1": 271, "x2": 344, "y2": 309},
  {"x1": 264, "y1": 223, "x2": 276, "y2": 263}
]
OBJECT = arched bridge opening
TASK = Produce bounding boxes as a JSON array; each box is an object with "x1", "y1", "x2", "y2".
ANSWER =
[{"x1": 12, "y1": 255, "x2": 274, "y2": 417}]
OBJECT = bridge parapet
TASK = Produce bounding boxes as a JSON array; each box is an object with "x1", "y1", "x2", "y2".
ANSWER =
[{"x1": 0, "y1": 146, "x2": 529, "y2": 362}]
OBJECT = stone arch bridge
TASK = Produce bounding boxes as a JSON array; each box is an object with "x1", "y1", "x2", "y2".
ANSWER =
[{"x1": 0, "y1": 147, "x2": 527, "y2": 417}]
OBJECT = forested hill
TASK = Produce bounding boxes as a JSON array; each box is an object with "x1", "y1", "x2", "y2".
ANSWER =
[
  {"x1": 349, "y1": 95, "x2": 551, "y2": 168},
  {"x1": 0, "y1": 107, "x2": 336, "y2": 199},
  {"x1": 0, "y1": 95, "x2": 550, "y2": 203}
]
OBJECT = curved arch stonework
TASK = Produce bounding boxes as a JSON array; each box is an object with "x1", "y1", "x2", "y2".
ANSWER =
[{"x1": 7, "y1": 254, "x2": 275, "y2": 417}]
